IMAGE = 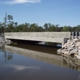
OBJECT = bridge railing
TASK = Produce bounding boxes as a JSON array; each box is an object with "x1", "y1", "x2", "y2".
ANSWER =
[{"x1": 70, "y1": 32, "x2": 80, "y2": 39}]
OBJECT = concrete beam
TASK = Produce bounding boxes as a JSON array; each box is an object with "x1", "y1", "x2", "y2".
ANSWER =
[{"x1": 5, "y1": 32, "x2": 71, "y2": 45}]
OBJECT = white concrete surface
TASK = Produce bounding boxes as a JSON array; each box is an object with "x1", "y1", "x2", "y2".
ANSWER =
[{"x1": 5, "y1": 32, "x2": 71, "y2": 45}]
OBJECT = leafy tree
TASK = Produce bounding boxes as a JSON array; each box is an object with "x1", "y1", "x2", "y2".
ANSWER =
[
  {"x1": 7, "y1": 15, "x2": 13, "y2": 24},
  {"x1": 44, "y1": 23, "x2": 49, "y2": 31},
  {"x1": 54, "y1": 24, "x2": 59, "y2": 31},
  {"x1": 76, "y1": 25, "x2": 80, "y2": 31},
  {"x1": 62, "y1": 26, "x2": 70, "y2": 31},
  {"x1": 1, "y1": 14, "x2": 80, "y2": 32},
  {"x1": 29, "y1": 23, "x2": 38, "y2": 32},
  {"x1": 48, "y1": 24, "x2": 56, "y2": 31},
  {"x1": 14, "y1": 22, "x2": 18, "y2": 27}
]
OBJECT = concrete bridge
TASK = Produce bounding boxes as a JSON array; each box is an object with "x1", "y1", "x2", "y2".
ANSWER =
[{"x1": 4, "y1": 32, "x2": 80, "y2": 46}]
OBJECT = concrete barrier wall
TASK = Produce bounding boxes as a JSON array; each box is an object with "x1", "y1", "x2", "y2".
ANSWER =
[
  {"x1": 5, "y1": 32, "x2": 71, "y2": 38},
  {"x1": 5, "y1": 32, "x2": 71, "y2": 44}
]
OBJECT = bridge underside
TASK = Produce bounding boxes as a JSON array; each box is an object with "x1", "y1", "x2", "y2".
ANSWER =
[
  {"x1": 9, "y1": 39, "x2": 41, "y2": 44},
  {"x1": 6, "y1": 37, "x2": 64, "y2": 44}
]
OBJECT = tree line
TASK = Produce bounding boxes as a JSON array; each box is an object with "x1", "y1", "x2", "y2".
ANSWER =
[{"x1": 0, "y1": 15, "x2": 80, "y2": 32}]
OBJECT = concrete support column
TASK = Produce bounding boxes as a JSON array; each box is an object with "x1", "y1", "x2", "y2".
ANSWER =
[
  {"x1": 77, "y1": 32, "x2": 79, "y2": 39},
  {"x1": 74, "y1": 32, "x2": 76, "y2": 39},
  {"x1": 75, "y1": 32, "x2": 78, "y2": 39},
  {"x1": 71, "y1": 32, "x2": 74, "y2": 39}
]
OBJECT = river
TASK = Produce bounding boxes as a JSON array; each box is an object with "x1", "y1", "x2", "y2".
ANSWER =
[{"x1": 0, "y1": 43, "x2": 80, "y2": 80}]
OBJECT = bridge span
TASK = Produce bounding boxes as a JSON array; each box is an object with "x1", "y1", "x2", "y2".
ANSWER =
[{"x1": 5, "y1": 32, "x2": 72, "y2": 45}]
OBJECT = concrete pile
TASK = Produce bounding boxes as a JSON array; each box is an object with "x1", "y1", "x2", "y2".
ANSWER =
[{"x1": 57, "y1": 38, "x2": 80, "y2": 59}]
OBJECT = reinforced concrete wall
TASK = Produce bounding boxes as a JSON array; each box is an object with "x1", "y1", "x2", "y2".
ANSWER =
[
  {"x1": 5, "y1": 32, "x2": 71, "y2": 38},
  {"x1": 5, "y1": 32, "x2": 71, "y2": 44}
]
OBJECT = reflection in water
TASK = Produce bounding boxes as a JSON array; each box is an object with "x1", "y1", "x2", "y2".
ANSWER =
[
  {"x1": 5, "y1": 45, "x2": 63, "y2": 65},
  {"x1": 4, "y1": 52, "x2": 13, "y2": 62},
  {"x1": 3, "y1": 51, "x2": 13, "y2": 62},
  {"x1": 0, "y1": 43, "x2": 13, "y2": 62},
  {"x1": 4, "y1": 45, "x2": 80, "y2": 71},
  {"x1": 0, "y1": 43, "x2": 5, "y2": 52},
  {"x1": 5, "y1": 64, "x2": 40, "y2": 71},
  {"x1": 62, "y1": 55, "x2": 80, "y2": 71},
  {"x1": 7, "y1": 52, "x2": 13, "y2": 60},
  {"x1": 0, "y1": 43, "x2": 80, "y2": 80},
  {"x1": 0, "y1": 43, "x2": 4, "y2": 48}
]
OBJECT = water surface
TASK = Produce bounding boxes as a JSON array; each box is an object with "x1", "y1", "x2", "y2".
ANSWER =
[{"x1": 0, "y1": 43, "x2": 80, "y2": 80}]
